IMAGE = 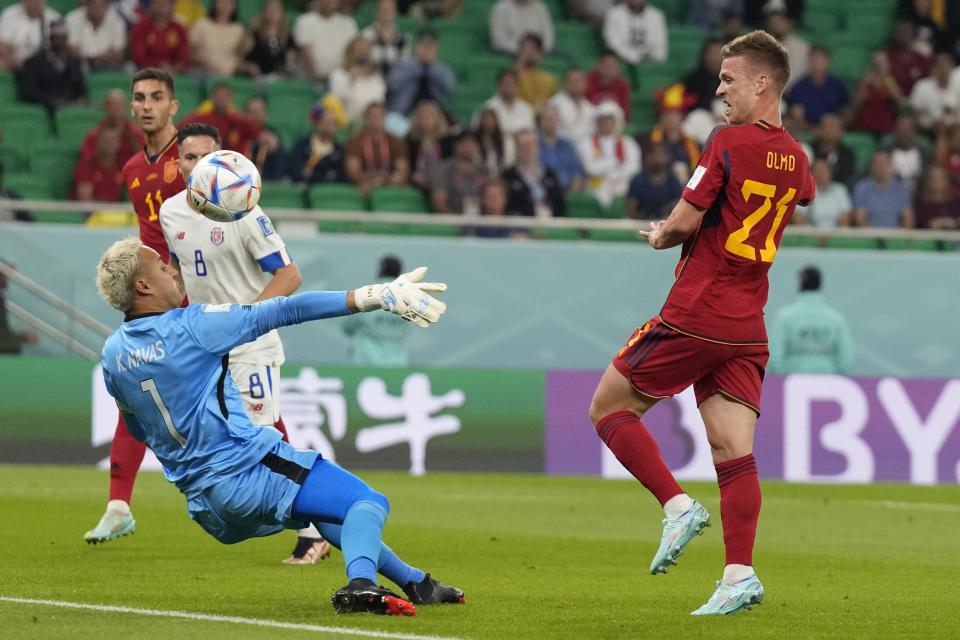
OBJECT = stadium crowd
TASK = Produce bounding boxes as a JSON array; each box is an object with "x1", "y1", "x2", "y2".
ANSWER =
[{"x1": 2, "y1": 0, "x2": 960, "y2": 231}]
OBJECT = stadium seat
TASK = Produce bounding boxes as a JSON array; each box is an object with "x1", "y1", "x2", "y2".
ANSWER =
[
  {"x1": 31, "y1": 155, "x2": 76, "y2": 200},
  {"x1": 631, "y1": 61, "x2": 683, "y2": 94},
  {"x1": 605, "y1": 196, "x2": 628, "y2": 219},
  {"x1": 586, "y1": 229, "x2": 637, "y2": 242},
  {"x1": 0, "y1": 146, "x2": 27, "y2": 172},
  {"x1": 259, "y1": 181, "x2": 305, "y2": 209},
  {"x1": 218, "y1": 76, "x2": 262, "y2": 107},
  {"x1": 566, "y1": 192, "x2": 606, "y2": 218},
  {"x1": 0, "y1": 173, "x2": 79, "y2": 223},
  {"x1": 54, "y1": 106, "x2": 102, "y2": 138},
  {"x1": 843, "y1": 132, "x2": 876, "y2": 171},
  {"x1": 532, "y1": 227, "x2": 582, "y2": 241},
  {"x1": 803, "y1": 11, "x2": 839, "y2": 34},
  {"x1": 650, "y1": 0, "x2": 689, "y2": 21},
  {"x1": 0, "y1": 104, "x2": 52, "y2": 149},
  {"x1": 826, "y1": 236, "x2": 880, "y2": 250},
  {"x1": 370, "y1": 187, "x2": 428, "y2": 213},
  {"x1": 307, "y1": 183, "x2": 366, "y2": 210},
  {"x1": 829, "y1": 44, "x2": 872, "y2": 86},
  {"x1": 553, "y1": 21, "x2": 600, "y2": 63},
  {"x1": 86, "y1": 71, "x2": 134, "y2": 103},
  {"x1": 0, "y1": 70, "x2": 15, "y2": 103},
  {"x1": 414, "y1": 224, "x2": 461, "y2": 237},
  {"x1": 236, "y1": 0, "x2": 263, "y2": 23},
  {"x1": 434, "y1": 20, "x2": 486, "y2": 59},
  {"x1": 843, "y1": 14, "x2": 894, "y2": 49}
]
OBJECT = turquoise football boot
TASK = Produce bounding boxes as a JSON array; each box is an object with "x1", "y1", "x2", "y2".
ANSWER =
[
  {"x1": 649, "y1": 499, "x2": 711, "y2": 574},
  {"x1": 84, "y1": 509, "x2": 136, "y2": 544},
  {"x1": 690, "y1": 575, "x2": 765, "y2": 616}
]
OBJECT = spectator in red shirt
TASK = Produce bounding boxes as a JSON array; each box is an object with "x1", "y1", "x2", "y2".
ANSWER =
[
  {"x1": 80, "y1": 89, "x2": 145, "y2": 163},
  {"x1": 850, "y1": 52, "x2": 903, "y2": 137},
  {"x1": 586, "y1": 51, "x2": 630, "y2": 120},
  {"x1": 130, "y1": 0, "x2": 190, "y2": 72},
  {"x1": 179, "y1": 82, "x2": 262, "y2": 155},
  {"x1": 914, "y1": 164, "x2": 960, "y2": 229},
  {"x1": 73, "y1": 126, "x2": 125, "y2": 202},
  {"x1": 884, "y1": 18, "x2": 931, "y2": 95}
]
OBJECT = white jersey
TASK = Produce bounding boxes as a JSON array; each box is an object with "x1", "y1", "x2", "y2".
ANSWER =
[{"x1": 159, "y1": 191, "x2": 289, "y2": 365}]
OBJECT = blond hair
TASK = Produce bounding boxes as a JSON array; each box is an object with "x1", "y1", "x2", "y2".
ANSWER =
[
  {"x1": 96, "y1": 237, "x2": 143, "y2": 312},
  {"x1": 721, "y1": 30, "x2": 790, "y2": 91}
]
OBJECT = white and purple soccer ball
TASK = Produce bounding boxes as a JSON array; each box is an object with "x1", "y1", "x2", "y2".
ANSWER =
[{"x1": 188, "y1": 150, "x2": 262, "y2": 223}]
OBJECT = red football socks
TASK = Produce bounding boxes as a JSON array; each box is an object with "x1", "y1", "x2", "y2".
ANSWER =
[
  {"x1": 108, "y1": 415, "x2": 146, "y2": 504},
  {"x1": 595, "y1": 411, "x2": 683, "y2": 506},
  {"x1": 716, "y1": 453, "x2": 761, "y2": 566},
  {"x1": 274, "y1": 415, "x2": 290, "y2": 442}
]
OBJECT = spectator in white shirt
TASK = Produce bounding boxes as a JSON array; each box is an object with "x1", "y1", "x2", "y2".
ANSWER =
[
  {"x1": 885, "y1": 113, "x2": 926, "y2": 192},
  {"x1": 548, "y1": 67, "x2": 597, "y2": 145},
  {"x1": 293, "y1": 0, "x2": 357, "y2": 82},
  {"x1": 482, "y1": 68, "x2": 536, "y2": 134},
  {"x1": 489, "y1": 0, "x2": 554, "y2": 55},
  {"x1": 793, "y1": 159, "x2": 853, "y2": 228},
  {"x1": 329, "y1": 36, "x2": 387, "y2": 124},
  {"x1": 602, "y1": 0, "x2": 667, "y2": 65},
  {"x1": 0, "y1": 0, "x2": 61, "y2": 70},
  {"x1": 912, "y1": 52, "x2": 959, "y2": 131},
  {"x1": 65, "y1": 0, "x2": 126, "y2": 70},
  {"x1": 578, "y1": 100, "x2": 641, "y2": 206}
]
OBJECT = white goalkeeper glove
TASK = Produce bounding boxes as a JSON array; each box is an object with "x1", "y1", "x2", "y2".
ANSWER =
[{"x1": 352, "y1": 266, "x2": 447, "y2": 328}]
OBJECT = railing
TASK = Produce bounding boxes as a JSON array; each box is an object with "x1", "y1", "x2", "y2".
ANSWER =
[
  {"x1": 0, "y1": 259, "x2": 110, "y2": 360},
  {"x1": 4, "y1": 198, "x2": 960, "y2": 243}
]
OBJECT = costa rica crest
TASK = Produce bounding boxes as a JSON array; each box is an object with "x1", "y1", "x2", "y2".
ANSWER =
[{"x1": 210, "y1": 227, "x2": 225, "y2": 245}]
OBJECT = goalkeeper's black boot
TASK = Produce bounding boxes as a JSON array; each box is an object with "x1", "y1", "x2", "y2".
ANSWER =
[
  {"x1": 402, "y1": 574, "x2": 465, "y2": 605},
  {"x1": 331, "y1": 578, "x2": 416, "y2": 616}
]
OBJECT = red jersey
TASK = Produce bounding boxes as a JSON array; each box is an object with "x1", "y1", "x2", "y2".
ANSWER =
[
  {"x1": 80, "y1": 121, "x2": 144, "y2": 164},
  {"x1": 130, "y1": 17, "x2": 189, "y2": 71},
  {"x1": 122, "y1": 136, "x2": 185, "y2": 262},
  {"x1": 660, "y1": 120, "x2": 816, "y2": 344},
  {"x1": 73, "y1": 156, "x2": 125, "y2": 202}
]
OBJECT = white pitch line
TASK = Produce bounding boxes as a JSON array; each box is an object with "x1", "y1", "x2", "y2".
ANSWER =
[{"x1": 0, "y1": 596, "x2": 467, "y2": 640}]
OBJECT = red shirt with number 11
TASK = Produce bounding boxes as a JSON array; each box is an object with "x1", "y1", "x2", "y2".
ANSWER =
[
  {"x1": 122, "y1": 136, "x2": 185, "y2": 263},
  {"x1": 659, "y1": 120, "x2": 816, "y2": 345}
]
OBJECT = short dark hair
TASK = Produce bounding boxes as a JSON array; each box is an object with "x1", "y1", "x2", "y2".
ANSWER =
[
  {"x1": 810, "y1": 44, "x2": 831, "y2": 58},
  {"x1": 519, "y1": 32, "x2": 543, "y2": 52},
  {"x1": 799, "y1": 266, "x2": 821, "y2": 292},
  {"x1": 497, "y1": 68, "x2": 518, "y2": 83},
  {"x1": 378, "y1": 255, "x2": 402, "y2": 279},
  {"x1": 131, "y1": 68, "x2": 176, "y2": 97},
  {"x1": 177, "y1": 123, "x2": 221, "y2": 146}
]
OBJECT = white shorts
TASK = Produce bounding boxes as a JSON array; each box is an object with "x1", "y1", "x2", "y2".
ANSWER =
[{"x1": 229, "y1": 361, "x2": 281, "y2": 427}]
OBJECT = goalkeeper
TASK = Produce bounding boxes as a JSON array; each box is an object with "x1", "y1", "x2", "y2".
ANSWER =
[{"x1": 94, "y1": 237, "x2": 462, "y2": 616}]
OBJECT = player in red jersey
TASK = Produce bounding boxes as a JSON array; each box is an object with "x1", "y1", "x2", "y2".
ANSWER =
[{"x1": 588, "y1": 31, "x2": 815, "y2": 616}]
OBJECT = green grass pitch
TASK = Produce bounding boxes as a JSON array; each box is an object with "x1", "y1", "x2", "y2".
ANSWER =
[{"x1": 1, "y1": 465, "x2": 958, "y2": 639}]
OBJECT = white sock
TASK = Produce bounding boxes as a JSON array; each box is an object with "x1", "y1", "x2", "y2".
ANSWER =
[
  {"x1": 722, "y1": 564, "x2": 755, "y2": 585},
  {"x1": 106, "y1": 499, "x2": 130, "y2": 515},
  {"x1": 663, "y1": 493, "x2": 694, "y2": 519},
  {"x1": 297, "y1": 522, "x2": 322, "y2": 539}
]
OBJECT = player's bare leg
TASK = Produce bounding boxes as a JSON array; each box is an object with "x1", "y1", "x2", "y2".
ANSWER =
[
  {"x1": 84, "y1": 416, "x2": 143, "y2": 544},
  {"x1": 589, "y1": 365, "x2": 710, "y2": 574},
  {"x1": 691, "y1": 394, "x2": 764, "y2": 615}
]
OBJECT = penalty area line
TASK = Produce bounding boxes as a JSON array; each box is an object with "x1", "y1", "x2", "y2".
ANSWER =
[{"x1": 0, "y1": 596, "x2": 467, "y2": 640}]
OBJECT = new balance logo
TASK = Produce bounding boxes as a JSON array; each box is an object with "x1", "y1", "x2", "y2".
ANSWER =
[
  {"x1": 177, "y1": 231, "x2": 186, "y2": 240},
  {"x1": 252, "y1": 403, "x2": 263, "y2": 412}
]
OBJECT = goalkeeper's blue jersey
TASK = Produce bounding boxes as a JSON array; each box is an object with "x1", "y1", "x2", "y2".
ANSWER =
[{"x1": 101, "y1": 295, "x2": 348, "y2": 498}]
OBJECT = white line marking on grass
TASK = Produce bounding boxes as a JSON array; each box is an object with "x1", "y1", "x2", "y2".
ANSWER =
[
  {"x1": 0, "y1": 596, "x2": 467, "y2": 640},
  {"x1": 767, "y1": 497, "x2": 960, "y2": 513}
]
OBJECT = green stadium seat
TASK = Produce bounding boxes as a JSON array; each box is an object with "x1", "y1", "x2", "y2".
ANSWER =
[
  {"x1": 650, "y1": 0, "x2": 689, "y2": 21},
  {"x1": 4, "y1": 173, "x2": 54, "y2": 200},
  {"x1": 259, "y1": 181, "x2": 304, "y2": 209},
  {"x1": 586, "y1": 229, "x2": 637, "y2": 242},
  {"x1": 434, "y1": 20, "x2": 486, "y2": 58},
  {"x1": 631, "y1": 61, "x2": 684, "y2": 94},
  {"x1": 843, "y1": 132, "x2": 876, "y2": 171},
  {"x1": 0, "y1": 104, "x2": 52, "y2": 149},
  {"x1": 830, "y1": 44, "x2": 872, "y2": 86},
  {"x1": 883, "y1": 238, "x2": 942, "y2": 252},
  {"x1": 217, "y1": 76, "x2": 262, "y2": 108},
  {"x1": 553, "y1": 21, "x2": 600, "y2": 63},
  {"x1": 0, "y1": 146, "x2": 27, "y2": 172},
  {"x1": 843, "y1": 14, "x2": 894, "y2": 49},
  {"x1": 826, "y1": 236, "x2": 880, "y2": 250},
  {"x1": 566, "y1": 192, "x2": 606, "y2": 218},
  {"x1": 307, "y1": 183, "x2": 366, "y2": 210},
  {"x1": 87, "y1": 71, "x2": 134, "y2": 103},
  {"x1": 414, "y1": 224, "x2": 461, "y2": 237},
  {"x1": 236, "y1": 0, "x2": 263, "y2": 24},
  {"x1": 532, "y1": 227, "x2": 582, "y2": 241},
  {"x1": 370, "y1": 187, "x2": 428, "y2": 212},
  {"x1": 803, "y1": 12, "x2": 839, "y2": 34},
  {"x1": 54, "y1": 106, "x2": 102, "y2": 138},
  {"x1": 31, "y1": 155, "x2": 76, "y2": 200},
  {"x1": 456, "y1": 54, "x2": 513, "y2": 89},
  {"x1": 606, "y1": 196, "x2": 628, "y2": 219},
  {"x1": 0, "y1": 70, "x2": 15, "y2": 103}
]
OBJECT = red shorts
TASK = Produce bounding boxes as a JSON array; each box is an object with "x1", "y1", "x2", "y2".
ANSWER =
[{"x1": 611, "y1": 316, "x2": 769, "y2": 414}]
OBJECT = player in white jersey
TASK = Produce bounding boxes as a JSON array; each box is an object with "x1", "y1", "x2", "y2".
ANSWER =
[{"x1": 159, "y1": 122, "x2": 330, "y2": 565}]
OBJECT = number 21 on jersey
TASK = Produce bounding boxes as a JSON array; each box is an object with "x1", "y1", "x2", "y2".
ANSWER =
[{"x1": 724, "y1": 179, "x2": 796, "y2": 263}]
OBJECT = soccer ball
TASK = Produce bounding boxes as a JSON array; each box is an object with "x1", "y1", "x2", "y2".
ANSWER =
[{"x1": 188, "y1": 150, "x2": 262, "y2": 222}]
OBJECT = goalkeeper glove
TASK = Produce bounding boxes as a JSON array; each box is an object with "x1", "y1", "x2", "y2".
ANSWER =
[{"x1": 353, "y1": 266, "x2": 447, "y2": 328}]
